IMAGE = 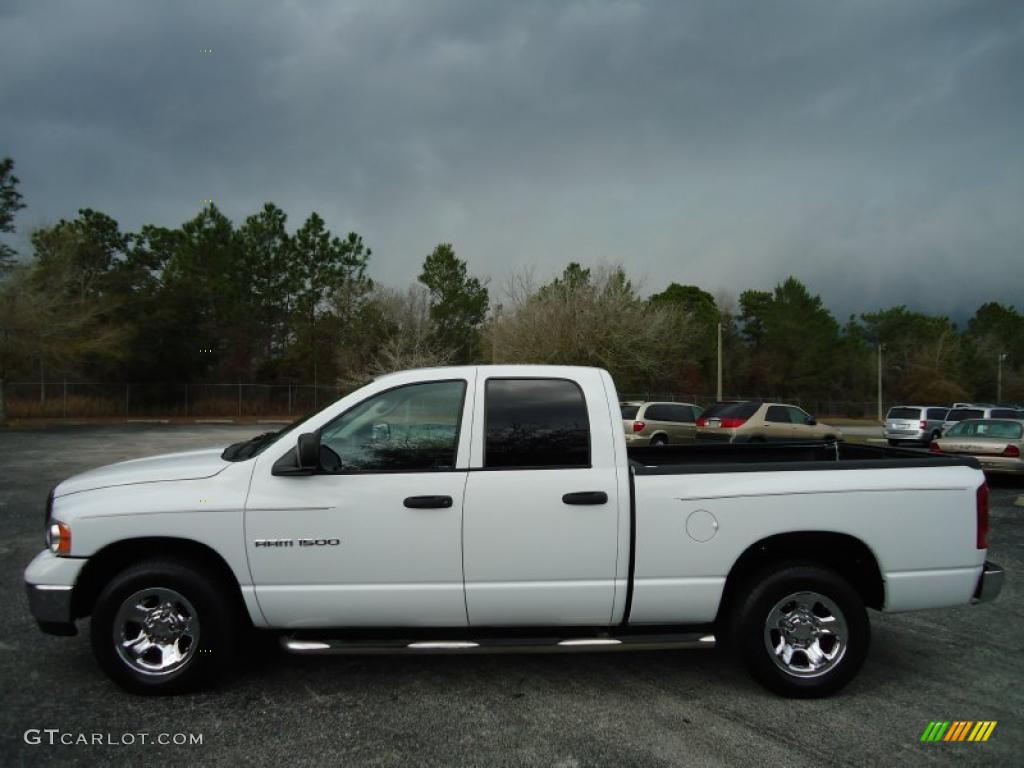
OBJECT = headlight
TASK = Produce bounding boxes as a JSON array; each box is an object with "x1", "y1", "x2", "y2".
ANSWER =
[{"x1": 46, "y1": 521, "x2": 71, "y2": 555}]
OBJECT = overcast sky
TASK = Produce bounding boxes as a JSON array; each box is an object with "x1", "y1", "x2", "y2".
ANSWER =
[{"x1": 2, "y1": 0, "x2": 1021, "y2": 320}]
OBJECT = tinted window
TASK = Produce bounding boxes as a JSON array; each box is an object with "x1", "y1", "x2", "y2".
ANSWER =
[
  {"x1": 888, "y1": 407, "x2": 921, "y2": 420},
  {"x1": 703, "y1": 401, "x2": 760, "y2": 420},
  {"x1": 668, "y1": 405, "x2": 696, "y2": 423},
  {"x1": 485, "y1": 379, "x2": 590, "y2": 468},
  {"x1": 620, "y1": 404, "x2": 640, "y2": 420},
  {"x1": 992, "y1": 409, "x2": 1017, "y2": 419},
  {"x1": 926, "y1": 408, "x2": 948, "y2": 420},
  {"x1": 644, "y1": 404, "x2": 670, "y2": 421},
  {"x1": 319, "y1": 380, "x2": 466, "y2": 471},
  {"x1": 765, "y1": 405, "x2": 789, "y2": 423},
  {"x1": 947, "y1": 408, "x2": 983, "y2": 421}
]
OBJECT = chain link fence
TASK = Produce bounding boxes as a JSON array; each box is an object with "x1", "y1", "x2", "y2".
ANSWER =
[{"x1": 3, "y1": 381, "x2": 352, "y2": 419}]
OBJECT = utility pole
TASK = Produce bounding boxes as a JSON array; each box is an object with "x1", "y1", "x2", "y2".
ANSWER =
[
  {"x1": 716, "y1": 322, "x2": 723, "y2": 401},
  {"x1": 997, "y1": 353, "x2": 1007, "y2": 403},
  {"x1": 877, "y1": 343, "x2": 884, "y2": 423}
]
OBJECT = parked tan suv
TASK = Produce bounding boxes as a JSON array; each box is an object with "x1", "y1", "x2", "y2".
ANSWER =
[
  {"x1": 621, "y1": 401, "x2": 702, "y2": 446},
  {"x1": 695, "y1": 401, "x2": 841, "y2": 443}
]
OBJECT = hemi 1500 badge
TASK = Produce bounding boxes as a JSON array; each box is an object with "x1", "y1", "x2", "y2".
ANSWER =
[{"x1": 253, "y1": 538, "x2": 340, "y2": 548}]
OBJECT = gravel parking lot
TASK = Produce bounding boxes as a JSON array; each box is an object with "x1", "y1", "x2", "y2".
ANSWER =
[{"x1": 1, "y1": 425, "x2": 1021, "y2": 767}]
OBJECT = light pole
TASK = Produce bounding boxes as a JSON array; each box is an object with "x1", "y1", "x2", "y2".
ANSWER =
[
  {"x1": 716, "y1": 322, "x2": 723, "y2": 401},
  {"x1": 877, "y1": 343, "x2": 884, "y2": 423},
  {"x1": 997, "y1": 353, "x2": 1007, "y2": 403}
]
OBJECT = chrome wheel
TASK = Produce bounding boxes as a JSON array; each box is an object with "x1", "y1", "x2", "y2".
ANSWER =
[
  {"x1": 764, "y1": 590, "x2": 847, "y2": 678},
  {"x1": 113, "y1": 587, "x2": 199, "y2": 676}
]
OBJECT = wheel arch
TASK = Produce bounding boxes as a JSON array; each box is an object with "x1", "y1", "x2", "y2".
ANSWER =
[
  {"x1": 72, "y1": 537, "x2": 250, "y2": 626},
  {"x1": 716, "y1": 531, "x2": 885, "y2": 624}
]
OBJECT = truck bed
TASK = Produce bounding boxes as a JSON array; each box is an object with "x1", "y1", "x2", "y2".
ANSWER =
[{"x1": 628, "y1": 441, "x2": 981, "y2": 475}]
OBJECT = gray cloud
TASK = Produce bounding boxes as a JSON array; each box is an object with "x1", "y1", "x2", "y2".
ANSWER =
[{"x1": 2, "y1": 0, "x2": 1021, "y2": 320}]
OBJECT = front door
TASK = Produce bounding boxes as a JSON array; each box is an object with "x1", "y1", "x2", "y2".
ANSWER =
[
  {"x1": 462, "y1": 375, "x2": 622, "y2": 626},
  {"x1": 246, "y1": 378, "x2": 473, "y2": 628}
]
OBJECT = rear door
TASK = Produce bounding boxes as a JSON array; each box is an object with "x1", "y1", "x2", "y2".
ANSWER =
[
  {"x1": 462, "y1": 372, "x2": 622, "y2": 626},
  {"x1": 764, "y1": 405, "x2": 794, "y2": 440}
]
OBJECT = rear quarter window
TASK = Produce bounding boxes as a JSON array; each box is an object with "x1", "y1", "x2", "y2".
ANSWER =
[
  {"x1": 991, "y1": 409, "x2": 1018, "y2": 419},
  {"x1": 705, "y1": 401, "x2": 760, "y2": 420},
  {"x1": 926, "y1": 408, "x2": 948, "y2": 420}
]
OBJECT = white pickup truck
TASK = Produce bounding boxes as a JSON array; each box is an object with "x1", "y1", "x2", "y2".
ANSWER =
[{"x1": 25, "y1": 365, "x2": 1003, "y2": 697}]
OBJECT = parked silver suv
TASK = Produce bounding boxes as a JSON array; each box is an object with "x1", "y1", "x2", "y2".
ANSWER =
[
  {"x1": 885, "y1": 405, "x2": 949, "y2": 446},
  {"x1": 943, "y1": 405, "x2": 1020, "y2": 434}
]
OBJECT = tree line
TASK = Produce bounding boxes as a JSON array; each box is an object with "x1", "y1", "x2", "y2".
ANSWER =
[{"x1": 1, "y1": 156, "x2": 1021, "y2": 420}]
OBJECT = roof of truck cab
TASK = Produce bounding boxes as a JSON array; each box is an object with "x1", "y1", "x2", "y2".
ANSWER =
[{"x1": 373, "y1": 364, "x2": 606, "y2": 382}]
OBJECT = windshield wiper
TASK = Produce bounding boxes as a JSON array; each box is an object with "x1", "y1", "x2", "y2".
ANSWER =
[
  {"x1": 220, "y1": 414, "x2": 313, "y2": 462},
  {"x1": 221, "y1": 431, "x2": 280, "y2": 462}
]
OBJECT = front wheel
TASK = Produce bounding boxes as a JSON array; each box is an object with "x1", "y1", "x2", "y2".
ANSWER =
[
  {"x1": 90, "y1": 559, "x2": 238, "y2": 694},
  {"x1": 730, "y1": 563, "x2": 869, "y2": 698}
]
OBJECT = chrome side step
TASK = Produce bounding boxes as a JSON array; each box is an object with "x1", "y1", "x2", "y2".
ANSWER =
[{"x1": 281, "y1": 632, "x2": 715, "y2": 656}]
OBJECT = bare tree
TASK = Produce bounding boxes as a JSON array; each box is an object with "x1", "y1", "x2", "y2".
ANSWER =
[
  {"x1": 487, "y1": 265, "x2": 696, "y2": 392},
  {"x1": 338, "y1": 285, "x2": 454, "y2": 389}
]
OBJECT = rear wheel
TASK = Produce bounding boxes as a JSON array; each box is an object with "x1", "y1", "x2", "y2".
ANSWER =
[
  {"x1": 730, "y1": 563, "x2": 869, "y2": 698},
  {"x1": 90, "y1": 559, "x2": 238, "y2": 694},
  {"x1": 650, "y1": 435, "x2": 668, "y2": 447}
]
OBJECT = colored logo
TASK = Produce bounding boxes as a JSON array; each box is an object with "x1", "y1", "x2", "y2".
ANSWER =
[{"x1": 921, "y1": 721, "x2": 997, "y2": 742}]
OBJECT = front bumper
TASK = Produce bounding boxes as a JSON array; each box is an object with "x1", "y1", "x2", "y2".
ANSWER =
[
  {"x1": 972, "y1": 561, "x2": 1004, "y2": 604},
  {"x1": 24, "y1": 550, "x2": 87, "y2": 636}
]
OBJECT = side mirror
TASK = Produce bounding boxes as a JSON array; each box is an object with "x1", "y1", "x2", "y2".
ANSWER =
[
  {"x1": 806, "y1": 418, "x2": 817, "y2": 426},
  {"x1": 297, "y1": 432, "x2": 320, "y2": 469},
  {"x1": 371, "y1": 422, "x2": 391, "y2": 442}
]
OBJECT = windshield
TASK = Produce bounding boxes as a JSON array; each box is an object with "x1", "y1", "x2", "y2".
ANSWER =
[{"x1": 946, "y1": 420, "x2": 1023, "y2": 439}]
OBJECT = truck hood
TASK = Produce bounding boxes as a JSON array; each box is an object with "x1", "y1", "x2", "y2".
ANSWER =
[{"x1": 55, "y1": 447, "x2": 230, "y2": 496}]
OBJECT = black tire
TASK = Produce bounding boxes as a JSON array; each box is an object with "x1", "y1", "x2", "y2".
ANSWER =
[
  {"x1": 89, "y1": 558, "x2": 238, "y2": 695},
  {"x1": 729, "y1": 563, "x2": 869, "y2": 698},
  {"x1": 650, "y1": 435, "x2": 668, "y2": 447},
  {"x1": 823, "y1": 435, "x2": 837, "y2": 442},
  {"x1": 887, "y1": 439, "x2": 899, "y2": 447}
]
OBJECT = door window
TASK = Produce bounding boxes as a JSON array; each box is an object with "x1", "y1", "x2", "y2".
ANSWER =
[
  {"x1": 319, "y1": 380, "x2": 466, "y2": 472},
  {"x1": 484, "y1": 378, "x2": 590, "y2": 468},
  {"x1": 644, "y1": 404, "x2": 669, "y2": 421},
  {"x1": 765, "y1": 405, "x2": 790, "y2": 423},
  {"x1": 788, "y1": 407, "x2": 811, "y2": 424}
]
